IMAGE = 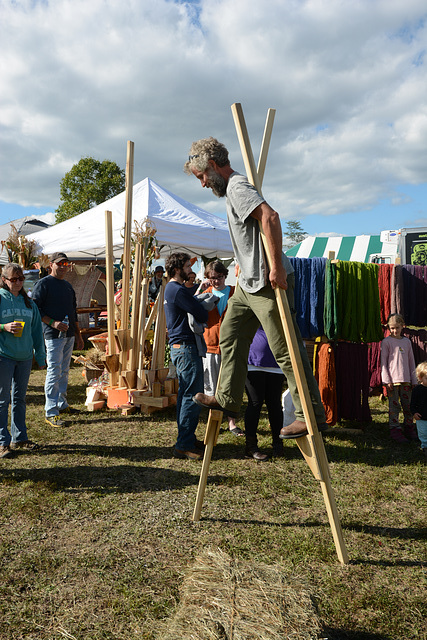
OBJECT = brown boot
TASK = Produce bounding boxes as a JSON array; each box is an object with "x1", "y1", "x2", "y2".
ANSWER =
[
  {"x1": 192, "y1": 393, "x2": 238, "y2": 418},
  {"x1": 279, "y1": 420, "x2": 308, "y2": 439},
  {"x1": 173, "y1": 448, "x2": 203, "y2": 460}
]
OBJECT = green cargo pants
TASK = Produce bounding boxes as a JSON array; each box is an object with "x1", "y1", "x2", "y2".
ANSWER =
[{"x1": 216, "y1": 273, "x2": 326, "y2": 423}]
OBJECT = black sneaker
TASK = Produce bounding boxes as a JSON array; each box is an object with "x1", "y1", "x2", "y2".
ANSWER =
[{"x1": 245, "y1": 449, "x2": 269, "y2": 461}]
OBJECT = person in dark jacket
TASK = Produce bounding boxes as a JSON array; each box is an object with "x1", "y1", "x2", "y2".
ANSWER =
[
  {"x1": 410, "y1": 361, "x2": 427, "y2": 461},
  {"x1": 244, "y1": 326, "x2": 285, "y2": 461},
  {"x1": 32, "y1": 252, "x2": 84, "y2": 428},
  {"x1": 164, "y1": 252, "x2": 208, "y2": 460}
]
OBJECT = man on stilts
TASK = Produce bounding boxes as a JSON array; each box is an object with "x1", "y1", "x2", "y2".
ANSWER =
[{"x1": 184, "y1": 137, "x2": 326, "y2": 439}]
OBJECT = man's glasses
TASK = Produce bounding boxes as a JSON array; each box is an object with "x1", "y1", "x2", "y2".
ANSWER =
[
  {"x1": 56, "y1": 261, "x2": 70, "y2": 266},
  {"x1": 209, "y1": 274, "x2": 225, "y2": 281},
  {"x1": 5, "y1": 276, "x2": 25, "y2": 283}
]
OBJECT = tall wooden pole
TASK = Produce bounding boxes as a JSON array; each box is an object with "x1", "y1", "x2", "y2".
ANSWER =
[
  {"x1": 120, "y1": 140, "x2": 134, "y2": 371},
  {"x1": 105, "y1": 210, "x2": 119, "y2": 387},
  {"x1": 129, "y1": 243, "x2": 143, "y2": 372}
]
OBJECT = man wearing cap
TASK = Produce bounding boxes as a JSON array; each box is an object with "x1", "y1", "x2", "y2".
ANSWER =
[
  {"x1": 148, "y1": 266, "x2": 165, "y2": 302},
  {"x1": 32, "y1": 252, "x2": 84, "y2": 427}
]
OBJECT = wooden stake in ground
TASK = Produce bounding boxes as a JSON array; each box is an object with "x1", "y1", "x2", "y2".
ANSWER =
[
  {"x1": 118, "y1": 140, "x2": 134, "y2": 374},
  {"x1": 193, "y1": 104, "x2": 348, "y2": 565},
  {"x1": 105, "y1": 210, "x2": 119, "y2": 387}
]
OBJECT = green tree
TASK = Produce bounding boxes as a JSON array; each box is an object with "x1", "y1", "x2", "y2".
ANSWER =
[
  {"x1": 283, "y1": 220, "x2": 307, "y2": 248},
  {"x1": 55, "y1": 157, "x2": 125, "y2": 223}
]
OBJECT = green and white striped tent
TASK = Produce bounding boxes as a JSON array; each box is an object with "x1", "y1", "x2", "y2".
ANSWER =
[{"x1": 285, "y1": 234, "x2": 396, "y2": 263}]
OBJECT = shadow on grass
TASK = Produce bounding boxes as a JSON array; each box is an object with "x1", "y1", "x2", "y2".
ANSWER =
[
  {"x1": 0, "y1": 463, "x2": 227, "y2": 494},
  {"x1": 321, "y1": 439, "x2": 423, "y2": 467},
  {"x1": 29, "y1": 442, "x2": 202, "y2": 461},
  {"x1": 352, "y1": 558, "x2": 426, "y2": 568},
  {"x1": 200, "y1": 515, "x2": 324, "y2": 528},
  {"x1": 345, "y1": 522, "x2": 427, "y2": 541},
  {"x1": 322, "y1": 628, "x2": 393, "y2": 640}
]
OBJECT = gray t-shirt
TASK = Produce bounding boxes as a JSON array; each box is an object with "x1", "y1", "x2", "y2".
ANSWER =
[{"x1": 225, "y1": 172, "x2": 294, "y2": 293}]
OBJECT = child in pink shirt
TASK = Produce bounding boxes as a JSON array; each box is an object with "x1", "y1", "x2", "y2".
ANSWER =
[{"x1": 381, "y1": 313, "x2": 418, "y2": 444}]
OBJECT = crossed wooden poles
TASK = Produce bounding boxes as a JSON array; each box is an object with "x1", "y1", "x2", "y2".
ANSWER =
[{"x1": 192, "y1": 103, "x2": 349, "y2": 565}]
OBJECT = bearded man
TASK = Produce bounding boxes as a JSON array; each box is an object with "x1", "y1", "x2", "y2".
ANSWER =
[
  {"x1": 164, "y1": 252, "x2": 209, "y2": 460},
  {"x1": 184, "y1": 137, "x2": 326, "y2": 439}
]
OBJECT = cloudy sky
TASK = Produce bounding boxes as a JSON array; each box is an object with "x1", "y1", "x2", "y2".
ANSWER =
[{"x1": 1, "y1": 0, "x2": 426, "y2": 238}]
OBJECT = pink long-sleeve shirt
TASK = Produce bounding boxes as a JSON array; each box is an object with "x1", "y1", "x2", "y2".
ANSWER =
[{"x1": 381, "y1": 336, "x2": 417, "y2": 385}]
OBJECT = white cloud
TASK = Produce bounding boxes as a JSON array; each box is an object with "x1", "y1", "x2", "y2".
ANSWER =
[{"x1": 0, "y1": 0, "x2": 426, "y2": 231}]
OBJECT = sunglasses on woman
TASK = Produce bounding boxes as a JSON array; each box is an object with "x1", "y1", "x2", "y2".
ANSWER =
[{"x1": 4, "y1": 276, "x2": 25, "y2": 283}]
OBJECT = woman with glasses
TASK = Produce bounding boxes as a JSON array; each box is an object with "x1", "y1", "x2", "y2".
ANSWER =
[{"x1": 0, "y1": 263, "x2": 45, "y2": 458}]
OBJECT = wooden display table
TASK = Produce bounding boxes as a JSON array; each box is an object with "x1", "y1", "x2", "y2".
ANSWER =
[{"x1": 77, "y1": 306, "x2": 107, "y2": 338}]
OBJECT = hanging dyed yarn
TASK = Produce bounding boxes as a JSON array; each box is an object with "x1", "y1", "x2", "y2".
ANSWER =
[
  {"x1": 401, "y1": 265, "x2": 427, "y2": 327},
  {"x1": 314, "y1": 341, "x2": 337, "y2": 426},
  {"x1": 324, "y1": 261, "x2": 338, "y2": 340},
  {"x1": 335, "y1": 342, "x2": 371, "y2": 424},
  {"x1": 325, "y1": 261, "x2": 383, "y2": 343},
  {"x1": 367, "y1": 340, "x2": 383, "y2": 389},
  {"x1": 377, "y1": 263, "x2": 394, "y2": 325},
  {"x1": 402, "y1": 328, "x2": 427, "y2": 366},
  {"x1": 289, "y1": 257, "x2": 327, "y2": 338}
]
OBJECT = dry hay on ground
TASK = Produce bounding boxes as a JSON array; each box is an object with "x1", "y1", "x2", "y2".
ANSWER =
[{"x1": 157, "y1": 548, "x2": 321, "y2": 640}]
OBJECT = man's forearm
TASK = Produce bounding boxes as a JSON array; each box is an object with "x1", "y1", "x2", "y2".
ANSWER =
[{"x1": 261, "y1": 210, "x2": 284, "y2": 269}]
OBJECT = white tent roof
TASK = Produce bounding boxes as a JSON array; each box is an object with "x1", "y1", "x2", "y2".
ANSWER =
[{"x1": 27, "y1": 178, "x2": 233, "y2": 259}]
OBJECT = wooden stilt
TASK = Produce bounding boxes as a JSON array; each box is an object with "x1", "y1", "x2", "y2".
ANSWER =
[
  {"x1": 192, "y1": 410, "x2": 223, "y2": 522},
  {"x1": 191, "y1": 105, "x2": 348, "y2": 564},
  {"x1": 230, "y1": 102, "x2": 349, "y2": 564}
]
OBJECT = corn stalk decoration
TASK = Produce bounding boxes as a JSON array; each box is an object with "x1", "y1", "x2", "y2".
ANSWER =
[
  {"x1": 1, "y1": 224, "x2": 49, "y2": 269},
  {"x1": 130, "y1": 219, "x2": 160, "y2": 276}
]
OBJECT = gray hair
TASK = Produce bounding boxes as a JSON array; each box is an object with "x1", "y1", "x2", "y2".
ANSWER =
[
  {"x1": 1, "y1": 262, "x2": 23, "y2": 278},
  {"x1": 184, "y1": 137, "x2": 230, "y2": 175}
]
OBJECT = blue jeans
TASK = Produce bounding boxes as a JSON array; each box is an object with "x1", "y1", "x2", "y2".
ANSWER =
[
  {"x1": 0, "y1": 356, "x2": 33, "y2": 446},
  {"x1": 44, "y1": 337, "x2": 75, "y2": 417},
  {"x1": 170, "y1": 343, "x2": 203, "y2": 450},
  {"x1": 415, "y1": 420, "x2": 427, "y2": 449}
]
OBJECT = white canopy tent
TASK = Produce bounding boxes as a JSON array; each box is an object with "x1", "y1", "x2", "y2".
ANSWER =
[{"x1": 27, "y1": 178, "x2": 234, "y2": 260}]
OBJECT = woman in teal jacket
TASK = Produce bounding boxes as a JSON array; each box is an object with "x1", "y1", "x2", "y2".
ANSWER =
[{"x1": 0, "y1": 263, "x2": 45, "y2": 458}]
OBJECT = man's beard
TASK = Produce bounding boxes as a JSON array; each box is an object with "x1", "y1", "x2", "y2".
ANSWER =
[
  {"x1": 179, "y1": 268, "x2": 189, "y2": 282},
  {"x1": 207, "y1": 168, "x2": 227, "y2": 198}
]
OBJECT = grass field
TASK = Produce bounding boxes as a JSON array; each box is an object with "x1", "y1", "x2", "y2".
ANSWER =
[{"x1": 0, "y1": 362, "x2": 426, "y2": 640}]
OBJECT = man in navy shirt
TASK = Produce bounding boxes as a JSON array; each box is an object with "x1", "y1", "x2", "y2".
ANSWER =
[
  {"x1": 164, "y1": 253, "x2": 208, "y2": 460},
  {"x1": 32, "y1": 252, "x2": 84, "y2": 427}
]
